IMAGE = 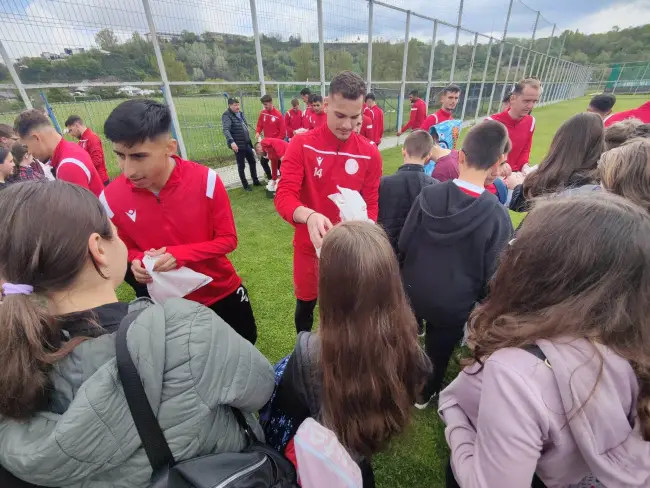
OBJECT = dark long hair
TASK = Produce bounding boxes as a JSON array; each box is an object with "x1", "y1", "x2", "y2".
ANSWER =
[
  {"x1": 467, "y1": 192, "x2": 650, "y2": 441},
  {"x1": 318, "y1": 221, "x2": 430, "y2": 457},
  {"x1": 524, "y1": 112, "x2": 604, "y2": 198},
  {"x1": 0, "y1": 181, "x2": 113, "y2": 419}
]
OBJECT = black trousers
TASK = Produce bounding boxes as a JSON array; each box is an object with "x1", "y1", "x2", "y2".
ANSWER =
[
  {"x1": 124, "y1": 266, "x2": 150, "y2": 299},
  {"x1": 360, "y1": 459, "x2": 375, "y2": 488},
  {"x1": 209, "y1": 284, "x2": 257, "y2": 344},
  {"x1": 235, "y1": 144, "x2": 260, "y2": 188},
  {"x1": 295, "y1": 298, "x2": 317, "y2": 334},
  {"x1": 259, "y1": 155, "x2": 272, "y2": 180},
  {"x1": 422, "y1": 319, "x2": 465, "y2": 399}
]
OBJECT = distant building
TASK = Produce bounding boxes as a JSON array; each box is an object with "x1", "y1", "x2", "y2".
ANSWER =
[
  {"x1": 41, "y1": 52, "x2": 61, "y2": 61},
  {"x1": 63, "y1": 48, "x2": 85, "y2": 56},
  {"x1": 0, "y1": 90, "x2": 17, "y2": 100},
  {"x1": 118, "y1": 86, "x2": 144, "y2": 97},
  {"x1": 144, "y1": 31, "x2": 179, "y2": 42}
]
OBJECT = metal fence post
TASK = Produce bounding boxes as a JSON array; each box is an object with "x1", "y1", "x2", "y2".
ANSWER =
[
  {"x1": 557, "y1": 60, "x2": 568, "y2": 102},
  {"x1": 563, "y1": 62, "x2": 572, "y2": 101},
  {"x1": 249, "y1": 0, "x2": 266, "y2": 96},
  {"x1": 424, "y1": 21, "x2": 438, "y2": 108},
  {"x1": 366, "y1": 0, "x2": 374, "y2": 91},
  {"x1": 612, "y1": 62, "x2": 625, "y2": 95},
  {"x1": 529, "y1": 52, "x2": 538, "y2": 77},
  {"x1": 449, "y1": 0, "x2": 464, "y2": 82},
  {"x1": 539, "y1": 24, "x2": 555, "y2": 83},
  {"x1": 461, "y1": 33, "x2": 479, "y2": 121},
  {"x1": 545, "y1": 57, "x2": 559, "y2": 104},
  {"x1": 550, "y1": 33, "x2": 566, "y2": 103},
  {"x1": 486, "y1": 0, "x2": 513, "y2": 116},
  {"x1": 142, "y1": 0, "x2": 187, "y2": 159},
  {"x1": 474, "y1": 37, "x2": 493, "y2": 123},
  {"x1": 513, "y1": 45, "x2": 524, "y2": 82},
  {"x1": 317, "y1": 0, "x2": 326, "y2": 96},
  {"x1": 0, "y1": 39, "x2": 32, "y2": 110},
  {"x1": 397, "y1": 10, "x2": 411, "y2": 133},
  {"x1": 596, "y1": 66, "x2": 608, "y2": 93},
  {"x1": 634, "y1": 62, "x2": 650, "y2": 95},
  {"x1": 522, "y1": 11, "x2": 540, "y2": 77},
  {"x1": 499, "y1": 43, "x2": 516, "y2": 107}
]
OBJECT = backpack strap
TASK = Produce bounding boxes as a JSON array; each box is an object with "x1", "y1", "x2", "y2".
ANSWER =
[
  {"x1": 115, "y1": 309, "x2": 176, "y2": 473},
  {"x1": 522, "y1": 344, "x2": 552, "y2": 369}
]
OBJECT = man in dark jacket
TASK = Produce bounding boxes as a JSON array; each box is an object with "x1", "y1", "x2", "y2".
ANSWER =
[
  {"x1": 399, "y1": 121, "x2": 513, "y2": 408},
  {"x1": 222, "y1": 98, "x2": 260, "y2": 191},
  {"x1": 378, "y1": 130, "x2": 438, "y2": 254}
]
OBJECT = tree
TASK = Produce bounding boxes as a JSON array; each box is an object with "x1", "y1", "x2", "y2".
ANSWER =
[
  {"x1": 291, "y1": 45, "x2": 313, "y2": 81},
  {"x1": 95, "y1": 28, "x2": 119, "y2": 51},
  {"x1": 192, "y1": 67, "x2": 206, "y2": 81},
  {"x1": 157, "y1": 47, "x2": 189, "y2": 82}
]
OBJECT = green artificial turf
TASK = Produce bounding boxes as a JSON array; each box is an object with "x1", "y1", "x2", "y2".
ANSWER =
[{"x1": 116, "y1": 94, "x2": 648, "y2": 487}]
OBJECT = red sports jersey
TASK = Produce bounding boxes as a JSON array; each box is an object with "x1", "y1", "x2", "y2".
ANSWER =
[
  {"x1": 604, "y1": 101, "x2": 650, "y2": 127},
  {"x1": 400, "y1": 98, "x2": 427, "y2": 133},
  {"x1": 285, "y1": 108, "x2": 304, "y2": 139},
  {"x1": 487, "y1": 110, "x2": 535, "y2": 172},
  {"x1": 256, "y1": 107, "x2": 285, "y2": 139},
  {"x1": 52, "y1": 137, "x2": 104, "y2": 196},
  {"x1": 100, "y1": 156, "x2": 241, "y2": 306},
  {"x1": 360, "y1": 114, "x2": 374, "y2": 142},
  {"x1": 78, "y1": 128, "x2": 109, "y2": 183},
  {"x1": 261, "y1": 138, "x2": 289, "y2": 161},
  {"x1": 275, "y1": 124, "x2": 383, "y2": 254},
  {"x1": 370, "y1": 104, "x2": 385, "y2": 144},
  {"x1": 420, "y1": 109, "x2": 454, "y2": 132},
  {"x1": 303, "y1": 111, "x2": 327, "y2": 130}
]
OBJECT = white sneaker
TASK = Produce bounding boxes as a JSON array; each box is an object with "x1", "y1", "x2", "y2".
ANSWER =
[
  {"x1": 414, "y1": 393, "x2": 438, "y2": 410},
  {"x1": 266, "y1": 180, "x2": 277, "y2": 192}
]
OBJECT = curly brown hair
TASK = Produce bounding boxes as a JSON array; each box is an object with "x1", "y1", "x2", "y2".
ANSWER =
[
  {"x1": 318, "y1": 221, "x2": 431, "y2": 457},
  {"x1": 466, "y1": 192, "x2": 650, "y2": 441},
  {"x1": 600, "y1": 139, "x2": 650, "y2": 213}
]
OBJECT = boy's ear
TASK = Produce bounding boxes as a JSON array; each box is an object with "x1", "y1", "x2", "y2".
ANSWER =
[
  {"x1": 458, "y1": 149, "x2": 466, "y2": 166},
  {"x1": 401, "y1": 147, "x2": 408, "y2": 159}
]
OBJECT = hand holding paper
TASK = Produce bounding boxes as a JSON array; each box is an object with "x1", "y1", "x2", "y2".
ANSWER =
[{"x1": 142, "y1": 255, "x2": 212, "y2": 304}]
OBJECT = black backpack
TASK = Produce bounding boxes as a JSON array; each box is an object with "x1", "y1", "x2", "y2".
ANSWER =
[{"x1": 115, "y1": 310, "x2": 299, "y2": 488}]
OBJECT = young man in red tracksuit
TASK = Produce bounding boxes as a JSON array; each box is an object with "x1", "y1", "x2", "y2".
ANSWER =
[
  {"x1": 275, "y1": 71, "x2": 383, "y2": 333},
  {"x1": 255, "y1": 137, "x2": 288, "y2": 191},
  {"x1": 15, "y1": 109, "x2": 104, "y2": 196},
  {"x1": 285, "y1": 98, "x2": 304, "y2": 140},
  {"x1": 360, "y1": 113, "x2": 374, "y2": 142},
  {"x1": 397, "y1": 89, "x2": 427, "y2": 136},
  {"x1": 256, "y1": 94, "x2": 285, "y2": 180},
  {"x1": 301, "y1": 88, "x2": 314, "y2": 118},
  {"x1": 486, "y1": 78, "x2": 540, "y2": 185},
  {"x1": 420, "y1": 84, "x2": 461, "y2": 132},
  {"x1": 605, "y1": 100, "x2": 650, "y2": 127},
  {"x1": 65, "y1": 115, "x2": 110, "y2": 186},
  {"x1": 101, "y1": 99, "x2": 257, "y2": 344},
  {"x1": 365, "y1": 93, "x2": 385, "y2": 145},
  {"x1": 302, "y1": 95, "x2": 327, "y2": 130}
]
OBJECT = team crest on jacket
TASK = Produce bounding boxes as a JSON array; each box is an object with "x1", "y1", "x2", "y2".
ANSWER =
[
  {"x1": 345, "y1": 158, "x2": 359, "y2": 175},
  {"x1": 271, "y1": 116, "x2": 276, "y2": 122}
]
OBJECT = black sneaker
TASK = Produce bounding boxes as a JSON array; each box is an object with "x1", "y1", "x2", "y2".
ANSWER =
[
  {"x1": 253, "y1": 181, "x2": 263, "y2": 187},
  {"x1": 243, "y1": 186, "x2": 253, "y2": 192}
]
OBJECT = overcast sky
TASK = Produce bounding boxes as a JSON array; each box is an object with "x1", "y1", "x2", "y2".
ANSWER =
[{"x1": 0, "y1": 0, "x2": 647, "y2": 59}]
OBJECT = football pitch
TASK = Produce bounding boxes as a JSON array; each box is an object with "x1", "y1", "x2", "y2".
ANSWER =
[{"x1": 67, "y1": 94, "x2": 650, "y2": 487}]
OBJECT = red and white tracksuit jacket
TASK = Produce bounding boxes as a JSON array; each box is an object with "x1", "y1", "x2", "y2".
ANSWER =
[
  {"x1": 256, "y1": 107, "x2": 286, "y2": 139},
  {"x1": 275, "y1": 125, "x2": 382, "y2": 300},
  {"x1": 303, "y1": 110, "x2": 327, "y2": 130},
  {"x1": 261, "y1": 138, "x2": 289, "y2": 180},
  {"x1": 400, "y1": 98, "x2": 427, "y2": 132},
  {"x1": 100, "y1": 156, "x2": 241, "y2": 306},
  {"x1": 420, "y1": 108, "x2": 454, "y2": 132},
  {"x1": 370, "y1": 104, "x2": 385, "y2": 145},
  {"x1": 360, "y1": 114, "x2": 374, "y2": 142},
  {"x1": 78, "y1": 128, "x2": 109, "y2": 183},
  {"x1": 486, "y1": 110, "x2": 535, "y2": 172},
  {"x1": 285, "y1": 108, "x2": 304, "y2": 139},
  {"x1": 52, "y1": 137, "x2": 104, "y2": 196}
]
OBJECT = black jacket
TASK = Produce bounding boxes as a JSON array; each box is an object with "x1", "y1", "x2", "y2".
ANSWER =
[
  {"x1": 399, "y1": 181, "x2": 513, "y2": 326},
  {"x1": 378, "y1": 164, "x2": 438, "y2": 254},
  {"x1": 221, "y1": 109, "x2": 253, "y2": 148},
  {"x1": 509, "y1": 173, "x2": 597, "y2": 213}
]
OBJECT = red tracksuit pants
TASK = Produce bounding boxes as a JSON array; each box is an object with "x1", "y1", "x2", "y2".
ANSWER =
[{"x1": 293, "y1": 245, "x2": 319, "y2": 301}]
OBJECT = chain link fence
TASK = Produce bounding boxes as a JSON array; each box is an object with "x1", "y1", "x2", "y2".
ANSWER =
[{"x1": 1, "y1": 0, "x2": 599, "y2": 188}]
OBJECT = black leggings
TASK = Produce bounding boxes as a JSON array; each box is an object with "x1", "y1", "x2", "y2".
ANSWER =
[
  {"x1": 235, "y1": 145, "x2": 260, "y2": 188},
  {"x1": 423, "y1": 321, "x2": 465, "y2": 399},
  {"x1": 295, "y1": 298, "x2": 317, "y2": 334}
]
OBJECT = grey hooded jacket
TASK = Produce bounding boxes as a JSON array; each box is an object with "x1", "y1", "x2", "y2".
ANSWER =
[{"x1": 0, "y1": 298, "x2": 275, "y2": 488}]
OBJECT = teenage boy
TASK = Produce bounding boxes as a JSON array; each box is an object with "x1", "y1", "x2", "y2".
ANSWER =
[
  {"x1": 285, "y1": 98, "x2": 304, "y2": 140},
  {"x1": 222, "y1": 97, "x2": 262, "y2": 191},
  {"x1": 14, "y1": 109, "x2": 103, "y2": 196},
  {"x1": 65, "y1": 115, "x2": 110, "y2": 185},
  {"x1": 487, "y1": 78, "x2": 540, "y2": 183},
  {"x1": 255, "y1": 94, "x2": 284, "y2": 179},
  {"x1": 378, "y1": 130, "x2": 438, "y2": 254},
  {"x1": 605, "y1": 100, "x2": 650, "y2": 127},
  {"x1": 397, "y1": 89, "x2": 427, "y2": 136},
  {"x1": 365, "y1": 93, "x2": 384, "y2": 145},
  {"x1": 420, "y1": 85, "x2": 461, "y2": 132},
  {"x1": 429, "y1": 127, "x2": 459, "y2": 182},
  {"x1": 255, "y1": 137, "x2": 288, "y2": 192},
  {"x1": 399, "y1": 120, "x2": 513, "y2": 408},
  {"x1": 588, "y1": 94, "x2": 617, "y2": 120},
  {"x1": 101, "y1": 99, "x2": 257, "y2": 344},
  {"x1": 0, "y1": 124, "x2": 18, "y2": 149},
  {"x1": 360, "y1": 113, "x2": 374, "y2": 142},
  {"x1": 275, "y1": 71, "x2": 383, "y2": 334},
  {"x1": 302, "y1": 95, "x2": 327, "y2": 130},
  {"x1": 300, "y1": 87, "x2": 313, "y2": 117}
]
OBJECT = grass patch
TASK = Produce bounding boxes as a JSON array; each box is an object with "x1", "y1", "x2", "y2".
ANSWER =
[{"x1": 116, "y1": 94, "x2": 644, "y2": 487}]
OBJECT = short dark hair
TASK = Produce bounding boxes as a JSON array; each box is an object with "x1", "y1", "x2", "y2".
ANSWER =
[
  {"x1": 291, "y1": 98, "x2": 300, "y2": 107},
  {"x1": 14, "y1": 110, "x2": 51, "y2": 138},
  {"x1": 64, "y1": 115, "x2": 82, "y2": 127},
  {"x1": 365, "y1": 93, "x2": 376, "y2": 102},
  {"x1": 442, "y1": 84, "x2": 461, "y2": 95},
  {"x1": 260, "y1": 94, "x2": 272, "y2": 103},
  {"x1": 502, "y1": 92, "x2": 512, "y2": 104},
  {"x1": 429, "y1": 126, "x2": 439, "y2": 143},
  {"x1": 589, "y1": 93, "x2": 616, "y2": 113},
  {"x1": 104, "y1": 99, "x2": 171, "y2": 147},
  {"x1": 10, "y1": 142, "x2": 28, "y2": 164},
  {"x1": 409, "y1": 89, "x2": 419, "y2": 97},
  {"x1": 300, "y1": 88, "x2": 312, "y2": 96},
  {"x1": 329, "y1": 71, "x2": 366, "y2": 100},
  {"x1": 228, "y1": 97, "x2": 240, "y2": 105},
  {"x1": 403, "y1": 130, "x2": 434, "y2": 160},
  {"x1": 311, "y1": 95, "x2": 323, "y2": 104},
  {"x1": 462, "y1": 120, "x2": 510, "y2": 170},
  {"x1": 0, "y1": 124, "x2": 14, "y2": 139}
]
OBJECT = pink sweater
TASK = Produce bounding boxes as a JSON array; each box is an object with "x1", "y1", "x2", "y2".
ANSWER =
[{"x1": 439, "y1": 338, "x2": 650, "y2": 487}]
